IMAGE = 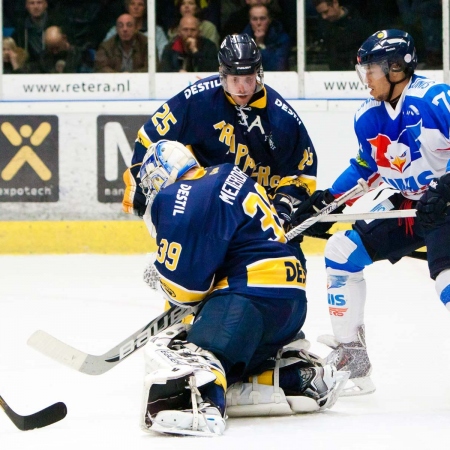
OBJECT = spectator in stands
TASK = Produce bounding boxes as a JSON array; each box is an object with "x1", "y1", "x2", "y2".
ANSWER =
[
  {"x1": 242, "y1": 4, "x2": 290, "y2": 71},
  {"x1": 36, "y1": 25, "x2": 86, "y2": 73},
  {"x1": 167, "y1": 0, "x2": 220, "y2": 49},
  {"x1": 3, "y1": 37, "x2": 29, "y2": 74},
  {"x1": 12, "y1": 0, "x2": 52, "y2": 64},
  {"x1": 159, "y1": 15, "x2": 217, "y2": 72},
  {"x1": 311, "y1": 0, "x2": 372, "y2": 70},
  {"x1": 50, "y1": 0, "x2": 113, "y2": 51},
  {"x1": 221, "y1": 0, "x2": 281, "y2": 41},
  {"x1": 103, "y1": 0, "x2": 168, "y2": 63},
  {"x1": 95, "y1": 14, "x2": 148, "y2": 73}
]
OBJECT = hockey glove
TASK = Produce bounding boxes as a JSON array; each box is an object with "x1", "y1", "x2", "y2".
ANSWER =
[
  {"x1": 122, "y1": 163, "x2": 147, "y2": 217},
  {"x1": 272, "y1": 193, "x2": 294, "y2": 229},
  {"x1": 416, "y1": 173, "x2": 450, "y2": 229},
  {"x1": 291, "y1": 189, "x2": 343, "y2": 236}
]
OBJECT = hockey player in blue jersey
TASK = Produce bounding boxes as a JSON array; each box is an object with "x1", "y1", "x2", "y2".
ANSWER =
[
  {"x1": 291, "y1": 29, "x2": 450, "y2": 396},
  {"x1": 123, "y1": 33, "x2": 318, "y2": 230},
  {"x1": 135, "y1": 140, "x2": 347, "y2": 436}
]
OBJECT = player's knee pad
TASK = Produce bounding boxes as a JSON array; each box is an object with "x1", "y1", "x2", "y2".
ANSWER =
[
  {"x1": 435, "y1": 268, "x2": 450, "y2": 310},
  {"x1": 226, "y1": 348, "x2": 348, "y2": 417},
  {"x1": 325, "y1": 230, "x2": 372, "y2": 273}
]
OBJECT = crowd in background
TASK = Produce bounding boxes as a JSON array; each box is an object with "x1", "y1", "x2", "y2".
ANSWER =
[{"x1": 1, "y1": 0, "x2": 444, "y2": 74}]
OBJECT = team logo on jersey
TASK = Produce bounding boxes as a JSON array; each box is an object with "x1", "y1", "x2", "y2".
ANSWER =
[{"x1": 367, "y1": 120, "x2": 422, "y2": 173}]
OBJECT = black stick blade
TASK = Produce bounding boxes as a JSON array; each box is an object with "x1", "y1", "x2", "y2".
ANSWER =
[{"x1": 0, "y1": 396, "x2": 67, "y2": 431}]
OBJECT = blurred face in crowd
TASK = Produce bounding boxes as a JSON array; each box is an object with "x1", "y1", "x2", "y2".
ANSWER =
[
  {"x1": 3, "y1": 41, "x2": 14, "y2": 63},
  {"x1": 179, "y1": 16, "x2": 200, "y2": 42},
  {"x1": 26, "y1": 0, "x2": 48, "y2": 19},
  {"x1": 179, "y1": 0, "x2": 200, "y2": 17},
  {"x1": 225, "y1": 73, "x2": 257, "y2": 105},
  {"x1": 116, "y1": 14, "x2": 137, "y2": 43},
  {"x1": 44, "y1": 27, "x2": 69, "y2": 55},
  {"x1": 315, "y1": 0, "x2": 342, "y2": 22},
  {"x1": 249, "y1": 6, "x2": 271, "y2": 36},
  {"x1": 127, "y1": 0, "x2": 146, "y2": 20}
]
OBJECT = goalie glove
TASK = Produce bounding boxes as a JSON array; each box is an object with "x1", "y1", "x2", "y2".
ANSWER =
[
  {"x1": 291, "y1": 189, "x2": 343, "y2": 236},
  {"x1": 416, "y1": 173, "x2": 450, "y2": 230},
  {"x1": 122, "y1": 163, "x2": 147, "y2": 217},
  {"x1": 143, "y1": 252, "x2": 160, "y2": 290}
]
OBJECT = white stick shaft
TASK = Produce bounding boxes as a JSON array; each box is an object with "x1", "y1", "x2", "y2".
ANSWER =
[
  {"x1": 285, "y1": 179, "x2": 369, "y2": 240},
  {"x1": 317, "y1": 209, "x2": 417, "y2": 223}
]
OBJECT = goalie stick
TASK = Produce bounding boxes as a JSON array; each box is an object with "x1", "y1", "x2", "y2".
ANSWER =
[
  {"x1": 28, "y1": 305, "x2": 198, "y2": 375},
  {"x1": 28, "y1": 180, "x2": 367, "y2": 376},
  {"x1": 0, "y1": 395, "x2": 67, "y2": 430}
]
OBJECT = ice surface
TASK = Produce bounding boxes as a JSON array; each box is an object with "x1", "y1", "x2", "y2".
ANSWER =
[{"x1": 1, "y1": 253, "x2": 448, "y2": 449}]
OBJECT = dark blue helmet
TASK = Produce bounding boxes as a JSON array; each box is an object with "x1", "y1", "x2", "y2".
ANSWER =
[
  {"x1": 218, "y1": 33, "x2": 262, "y2": 76},
  {"x1": 357, "y1": 29, "x2": 417, "y2": 76}
]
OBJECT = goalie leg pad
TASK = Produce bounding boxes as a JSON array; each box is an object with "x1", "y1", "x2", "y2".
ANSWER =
[
  {"x1": 226, "y1": 349, "x2": 349, "y2": 417},
  {"x1": 141, "y1": 338, "x2": 226, "y2": 436}
]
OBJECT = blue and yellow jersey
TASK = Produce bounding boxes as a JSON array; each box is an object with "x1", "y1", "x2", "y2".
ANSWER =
[
  {"x1": 133, "y1": 75, "x2": 317, "y2": 202},
  {"x1": 151, "y1": 164, "x2": 306, "y2": 306}
]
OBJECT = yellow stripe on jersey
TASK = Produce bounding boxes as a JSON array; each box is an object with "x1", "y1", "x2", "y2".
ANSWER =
[
  {"x1": 247, "y1": 256, "x2": 306, "y2": 289},
  {"x1": 136, "y1": 126, "x2": 151, "y2": 149},
  {"x1": 213, "y1": 276, "x2": 229, "y2": 291},
  {"x1": 159, "y1": 274, "x2": 213, "y2": 305}
]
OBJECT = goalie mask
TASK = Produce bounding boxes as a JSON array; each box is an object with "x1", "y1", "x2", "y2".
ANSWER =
[{"x1": 139, "y1": 140, "x2": 199, "y2": 206}]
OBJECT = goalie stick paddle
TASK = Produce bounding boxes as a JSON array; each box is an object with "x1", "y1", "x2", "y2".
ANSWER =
[
  {"x1": 27, "y1": 305, "x2": 198, "y2": 375},
  {"x1": 0, "y1": 395, "x2": 67, "y2": 430}
]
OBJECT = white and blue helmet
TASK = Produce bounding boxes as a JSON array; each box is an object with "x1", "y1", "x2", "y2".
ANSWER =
[{"x1": 139, "y1": 140, "x2": 198, "y2": 204}]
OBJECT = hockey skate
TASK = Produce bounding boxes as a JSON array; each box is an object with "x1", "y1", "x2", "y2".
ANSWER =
[{"x1": 318, "y1": 325, "x2": 375, "y2": 397}]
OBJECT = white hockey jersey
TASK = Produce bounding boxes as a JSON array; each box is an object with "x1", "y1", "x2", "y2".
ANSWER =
[{"x1": 330, "y1": 74, "x2": 450, "y2": 201}]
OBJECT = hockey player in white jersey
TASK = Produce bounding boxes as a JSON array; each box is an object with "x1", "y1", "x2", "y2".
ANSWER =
[
  {"x1": 133, "y1": 140, "x2": 348, "y2": 436},
  {"x1": 291, "y1": 29, "x2": 450, "y2": 396}
]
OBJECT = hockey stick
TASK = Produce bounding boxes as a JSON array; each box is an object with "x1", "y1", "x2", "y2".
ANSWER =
[
  {"x1": 27, "y1": 305, "x2": 198, "y2": 375},
  {"x1": 285, "y1": 178, "x2": 369, "y2": 241},
  {"x1": 0, "y1": 395, "x2": 67, "y2": 430},
  {"x1": 27, "y1": 180, "x2": 369, "y2": 376},
  {"x1": 315, "y1": 209, "x2": 417, "y2": 223}
]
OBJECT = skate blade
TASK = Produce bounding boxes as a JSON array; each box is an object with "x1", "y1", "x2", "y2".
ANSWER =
[{"x1": 340, "y1": 376, "x2": 376, "y2": 397}]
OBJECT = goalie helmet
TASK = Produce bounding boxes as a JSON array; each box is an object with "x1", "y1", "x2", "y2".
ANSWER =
[
  {"x1": 218, "y1": 33, "x2": 264, "y2": 95},
  {"x1": 356, "y1": 29, "x2": 417, "y2": 82},
  {"x1": 139, "y1": 140, "x2": 199, "y2": 205}
]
